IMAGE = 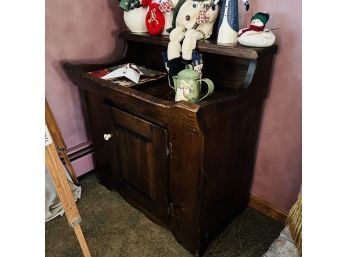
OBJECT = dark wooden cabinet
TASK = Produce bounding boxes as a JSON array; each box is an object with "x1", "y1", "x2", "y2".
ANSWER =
[{"x1": 64, "y1": 31, "x2": 277, "y2": 256}]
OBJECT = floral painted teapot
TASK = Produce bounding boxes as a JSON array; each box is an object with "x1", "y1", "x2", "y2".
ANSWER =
[{"x1": 170, "y1": 65, "x2": 214, "y2": 103}]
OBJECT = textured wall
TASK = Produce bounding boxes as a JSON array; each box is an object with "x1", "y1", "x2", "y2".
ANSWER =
[
  {"x1": 45, "y1": 0, "x2": 124, "y2": 149},
  {"x1": 45, "y1": 0, "x2": 125, "y2": 175},
  {"x1": 240, "y1": 0, "x2": 302, "y2": 211}
]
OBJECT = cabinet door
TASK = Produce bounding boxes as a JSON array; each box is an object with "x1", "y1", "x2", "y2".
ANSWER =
[{"x1": 106, "y1": 105, "x2": 169, "y2": 223}]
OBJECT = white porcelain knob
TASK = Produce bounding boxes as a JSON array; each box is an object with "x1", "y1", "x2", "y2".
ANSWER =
[{"x1": 104, "y1": 133, "x2": 112, "y2": 141}]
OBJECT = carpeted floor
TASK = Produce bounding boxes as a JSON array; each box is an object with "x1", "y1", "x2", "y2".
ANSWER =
[{"x1": 45, "y1": 173, "x2": 283, "y2": 257}]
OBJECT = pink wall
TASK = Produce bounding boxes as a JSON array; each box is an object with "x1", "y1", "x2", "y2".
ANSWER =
[
  {"x1": 45, "y1": 0, "x2": 125, "y2": 175},
  {"x1": 46, "y1": 0, "x2": 301, "y2": 211},
  {"x1": 240, "y1": 0, "x2": 302, "y2": 211}
]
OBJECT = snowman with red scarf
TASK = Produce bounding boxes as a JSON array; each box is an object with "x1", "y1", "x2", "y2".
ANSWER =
[{"x1": 237, "y1": 11, "x2": 275, "y2": 47}]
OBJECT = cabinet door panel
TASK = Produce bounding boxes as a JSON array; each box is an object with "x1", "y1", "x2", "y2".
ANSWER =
[
  {"x1": 106, "y1": 105, "x2": 169, "y2": 222},
  {"x1": 117, "y1": 126, "x2": 153, "y2": 198}
]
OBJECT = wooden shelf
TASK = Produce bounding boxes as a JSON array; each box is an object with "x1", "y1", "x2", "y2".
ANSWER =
[{"x1": 120, "y1": 31, "x2": 278, "y2": 60}]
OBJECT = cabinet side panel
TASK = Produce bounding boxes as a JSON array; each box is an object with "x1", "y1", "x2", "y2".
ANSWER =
[
  {"x1": 199, "y1": 102, "x2": 264, "y2": 247},
  {"x1": 169, "y1": 125, "x2": 204, "y2": 255}
]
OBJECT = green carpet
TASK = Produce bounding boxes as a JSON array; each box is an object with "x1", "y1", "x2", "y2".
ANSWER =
[{"x1": 45, "y1": 173, "x2": 283, "y2": 257}]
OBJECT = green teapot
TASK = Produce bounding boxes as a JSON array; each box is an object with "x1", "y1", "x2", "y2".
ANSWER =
[{"x1": 170, "y1": 65, "x2": 214, "y2": 103}]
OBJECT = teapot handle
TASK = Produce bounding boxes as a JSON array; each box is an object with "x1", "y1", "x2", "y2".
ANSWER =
[
  {"x1": 185, "y1": 64, "x2": 194, "y2": 70},
  {"x1": 197, "y1": 78, "x2": 214, "y2": 102},
  {"x1": 169, "y1": 75, "x2": 177, "y2": 89}
]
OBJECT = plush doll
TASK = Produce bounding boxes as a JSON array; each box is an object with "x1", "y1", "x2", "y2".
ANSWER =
[
  {"x1": 217, "y1": 0, "x2": 250, "y2": 44},
  {"x1": 166, "y1": 0, "x2": 219, "y2": 83},
  {"x1": 237, "y1": 12, "x2": 275, "y2": 47},
  {"x1": 167, "y1": 0, "x2": 220, "y2": 61}
]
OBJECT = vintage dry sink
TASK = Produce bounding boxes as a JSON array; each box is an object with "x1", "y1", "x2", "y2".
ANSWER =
[{"x1": 63, "y1": 31, "x2": 277, "y2": 256}]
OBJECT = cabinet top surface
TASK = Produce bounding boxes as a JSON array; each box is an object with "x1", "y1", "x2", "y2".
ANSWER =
[{"x1": 120, "y1": 31, "x2": 278, "y2": 60}]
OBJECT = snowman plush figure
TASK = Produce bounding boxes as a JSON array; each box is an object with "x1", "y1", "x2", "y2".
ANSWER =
[
  {"x1": 167, "y1": 0, "x2": 220, "y2": 61},
  {"x1": 166, "y1": 0, "x2": 220, "y2": 82},
  {"x1": 237, "y1": 12, "x2": 275, "y2": 47}
]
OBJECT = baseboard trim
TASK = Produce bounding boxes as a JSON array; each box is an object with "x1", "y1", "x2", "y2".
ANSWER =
[
  {"x1": 248, "y1": 194, "x2": 288, "y2": 224},
  {"x1": 68, "y1": 145, "x2": 94, "y2": 161},
  {"x1": 60, "y1": 143, "x2": 95, "y2": 177}
]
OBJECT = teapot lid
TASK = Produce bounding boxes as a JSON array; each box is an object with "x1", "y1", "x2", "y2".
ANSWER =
[{"x1": 177, "y1": 64, "x2": 199, "y2": 80}]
